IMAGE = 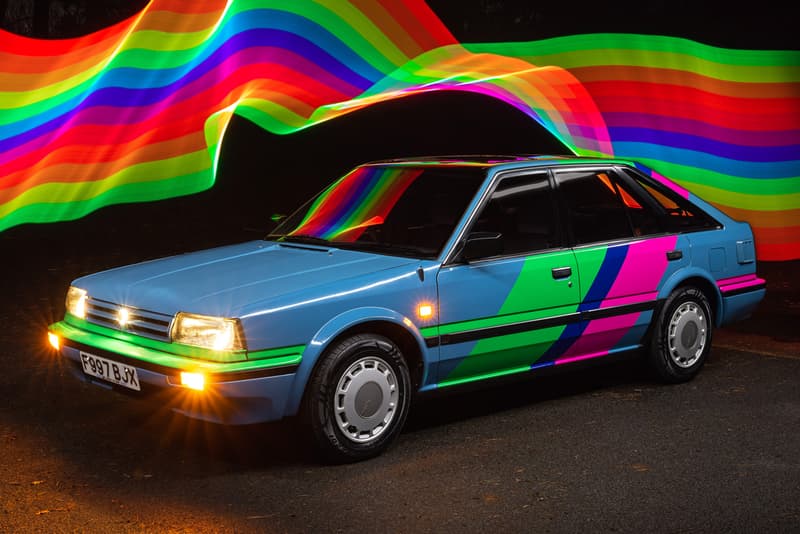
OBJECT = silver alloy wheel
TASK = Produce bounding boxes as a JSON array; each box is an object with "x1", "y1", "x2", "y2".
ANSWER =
[
  {"x1": 667, "y1": 301, "x2": 707, "y2": 368},
  {"x1": 334, "y1": 356, "x2": 398, "y2": 443}
]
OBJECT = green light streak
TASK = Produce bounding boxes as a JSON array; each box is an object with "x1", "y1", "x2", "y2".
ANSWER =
[{"x1": 51, "y1": 318, "x2": 304, "y2": 370}]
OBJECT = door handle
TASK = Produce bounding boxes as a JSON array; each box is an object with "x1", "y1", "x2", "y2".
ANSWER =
[{"x1": 551, "y1": 266, "x2": 572, "y2": 279}]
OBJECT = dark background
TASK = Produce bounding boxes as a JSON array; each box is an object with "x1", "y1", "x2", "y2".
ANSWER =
[
  {"x1": 1, "y1": 1, "x2": 798, "y2": 259},
  {"x1": 3, "y1": 0, "x2": 798, "y2": 48}
]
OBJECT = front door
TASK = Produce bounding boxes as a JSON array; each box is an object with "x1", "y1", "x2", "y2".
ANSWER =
[{"x1": 434, "y1": 171, "x2": 580, "y2": 387}]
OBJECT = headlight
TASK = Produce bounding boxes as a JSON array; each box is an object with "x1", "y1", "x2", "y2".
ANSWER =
[
  {"x1": 171, "y1": 312, "x2": 245, "y2": 351},
  {"x1": 65, "y1": 286, "x2": 88, "y2": 318}
]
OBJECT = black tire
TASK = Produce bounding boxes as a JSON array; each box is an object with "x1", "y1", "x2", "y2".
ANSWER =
[
  {"x1": 301, "y1": 333, "x2": 411, "y2": 463},
  {"x1": 648, "y1": 286, "x2": 713, "y2": 383}
]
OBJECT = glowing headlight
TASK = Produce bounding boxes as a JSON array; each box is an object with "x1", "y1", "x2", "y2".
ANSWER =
[
  {"x1": 171, "y1": 312, "x2": 245, "y2": 351},
  {"x1": 65, "y1": 286, "x2": 88, "y2": 319}
]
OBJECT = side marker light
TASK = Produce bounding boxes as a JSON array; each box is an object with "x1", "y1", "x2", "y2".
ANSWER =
[{"x1": 417, "y1": 304, "x2": 434, "y2": 319}]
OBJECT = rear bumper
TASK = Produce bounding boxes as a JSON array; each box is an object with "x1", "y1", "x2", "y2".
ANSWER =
[
  {"x1": 50, "y1": 321, "x2": 302, "y2": 425},
  {"x1": 718, "y1": 275, "x2": 767, "y2": 325}
]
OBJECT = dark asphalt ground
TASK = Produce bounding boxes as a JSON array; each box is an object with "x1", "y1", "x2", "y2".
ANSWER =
[{"x1": 1, "y1": 215, "x2": 798, "y2": 533}]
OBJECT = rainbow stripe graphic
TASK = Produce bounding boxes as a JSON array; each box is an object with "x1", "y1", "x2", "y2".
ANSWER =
[
  {"x1": 437, "y1": 236, "x2": 681, "y2": 386},
  {"x1": 1, "y1": 1, "x2": 798, "y2": 260}
]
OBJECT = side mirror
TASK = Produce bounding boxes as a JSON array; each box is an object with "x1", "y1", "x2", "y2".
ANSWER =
[{"x1": 460, "y1": 232, "x2": 503, "y2": 262}]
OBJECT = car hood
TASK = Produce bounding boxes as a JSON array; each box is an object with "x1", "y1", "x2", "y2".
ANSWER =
[{"x1": 72, "y1": 240, "x2": 418, "y2": 317}]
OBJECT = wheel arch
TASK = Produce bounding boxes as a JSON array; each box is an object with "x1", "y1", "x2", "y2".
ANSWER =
[
  {"x1": 659, "y1": 269, "x2": 721, "y2": 326},
  {"x1": 647, "y1": 272, "x2": 717, "y2": 383},
  {"x1": 284, "y1": 307, "x2": 431, "y2": 417}
]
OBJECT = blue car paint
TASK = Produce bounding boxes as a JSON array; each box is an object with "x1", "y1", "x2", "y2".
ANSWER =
[{"x1": 49, "y1": 156, "x2": 767, "y2": 426}]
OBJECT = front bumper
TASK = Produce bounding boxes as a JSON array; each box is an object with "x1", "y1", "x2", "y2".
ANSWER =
[{"x1": 49, "y1": 319, "x2": 304, "y2": 425}]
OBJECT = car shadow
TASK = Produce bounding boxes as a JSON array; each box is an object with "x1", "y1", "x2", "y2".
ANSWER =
[{"x1": 403, "y1": 353, "x2": 653, "y2": 435}]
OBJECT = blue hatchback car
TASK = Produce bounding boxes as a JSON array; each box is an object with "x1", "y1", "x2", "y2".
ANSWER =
[{"x1": 48, "y1": 155, "x2": 766, "y2": 462}]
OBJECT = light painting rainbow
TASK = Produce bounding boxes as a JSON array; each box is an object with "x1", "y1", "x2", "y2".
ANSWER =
[{"x1": 1, "y1": 0, "x2": 798, "y2": 260}]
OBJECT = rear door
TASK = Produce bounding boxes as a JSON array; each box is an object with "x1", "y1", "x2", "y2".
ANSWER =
[{"x1": 550, "y1": 166, "x2": 686, "y2": 359}]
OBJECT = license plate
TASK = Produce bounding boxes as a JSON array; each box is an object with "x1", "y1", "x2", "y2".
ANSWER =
[{"x1": 80, "y1": 351, "x2": 141, "y2": 391}]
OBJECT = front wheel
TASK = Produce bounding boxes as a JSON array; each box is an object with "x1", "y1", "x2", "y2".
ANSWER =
[
  {"x1": 648, "y1": 286, "x2": 713, "y2": 383},
  {"x1": 301, "y1": 333, "x2": 411, "y2": 463}
]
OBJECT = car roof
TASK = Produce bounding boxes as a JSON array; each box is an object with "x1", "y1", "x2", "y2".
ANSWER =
[{"x1": 362, "y1": 154, "x2": 631, "y2": 169}]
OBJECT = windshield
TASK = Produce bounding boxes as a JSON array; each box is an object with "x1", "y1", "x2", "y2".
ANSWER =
[{"x1": 268, "y1": 164, "x2": 486, "y2": 259}]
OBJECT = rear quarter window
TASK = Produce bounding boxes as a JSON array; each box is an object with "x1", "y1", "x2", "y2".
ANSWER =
[{"x1": 619, "y1": 167, "x2": 721, "y2": 233}]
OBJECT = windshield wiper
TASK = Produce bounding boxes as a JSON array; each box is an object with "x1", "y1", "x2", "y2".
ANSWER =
[
  {"x1": 274, "y1": 234, "x2": 331, "y2": 246},
  {"x1": 272, "y1": 235, "x2": 434, "y2": 258}
]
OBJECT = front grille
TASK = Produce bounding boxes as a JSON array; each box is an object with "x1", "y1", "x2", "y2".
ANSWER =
[{"x1": 85, "y1": 297, "x2": 173, "y2": 342}]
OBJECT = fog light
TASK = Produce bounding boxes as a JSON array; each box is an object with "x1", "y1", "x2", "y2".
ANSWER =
[
  {"x1": 47, "y1": 332, "x2": 60, "y2": 350},
  {"x1": 180, "y1": 372, "x2": 205, "y2": 391}
]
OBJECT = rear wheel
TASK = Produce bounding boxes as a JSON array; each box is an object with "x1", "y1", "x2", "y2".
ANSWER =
[
  {"x1": 302, "y1": 333, "x2": 411, "y2": 463},
  {"x1": 648, "y1": 286, "x2": 712, "y2": 383}
]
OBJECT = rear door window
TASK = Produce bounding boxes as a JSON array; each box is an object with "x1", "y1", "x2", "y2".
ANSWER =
[
  {"x1": 555, "y1": 169, "x2": 634, "y2": 244},
  {"x1": 555, "y1": 168, "x2": 668, "y2": 244}
]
